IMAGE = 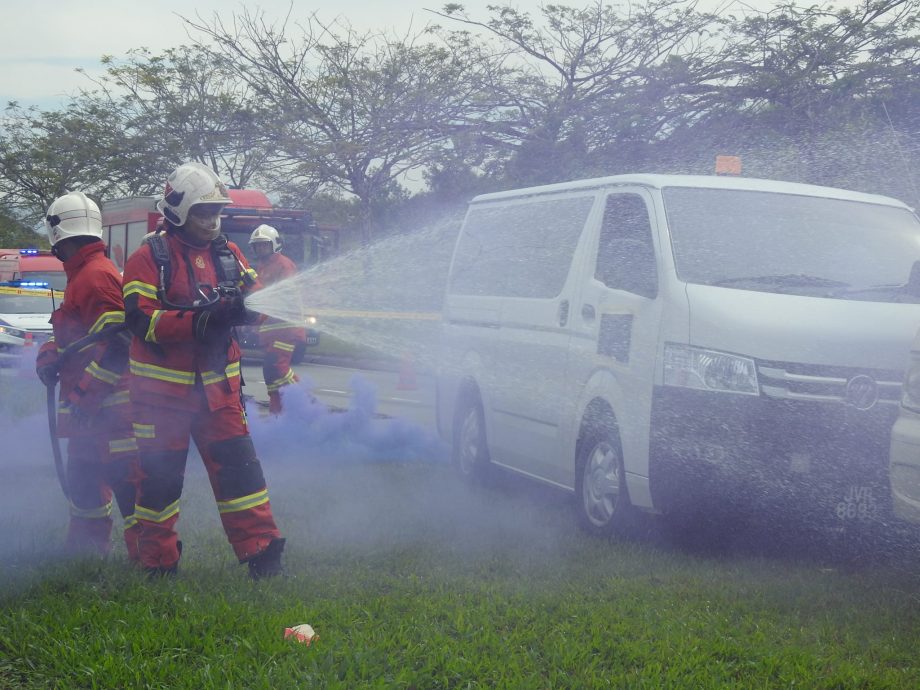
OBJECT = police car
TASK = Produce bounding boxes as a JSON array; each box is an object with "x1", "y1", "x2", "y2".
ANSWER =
[{"x1": 0, "y1": 282, "x2": 57, "y2": 365}]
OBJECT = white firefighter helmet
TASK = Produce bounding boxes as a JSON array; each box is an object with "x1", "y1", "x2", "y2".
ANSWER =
[
  {"x1": 249, "y1": 224, "x2": 282, "y2": 253},
  {"x1": 45, "y1": 192, "x2": 103, "y2": 247},
  {"x1": 156, "y1": 162, "x2": 232, "y2": 227}
]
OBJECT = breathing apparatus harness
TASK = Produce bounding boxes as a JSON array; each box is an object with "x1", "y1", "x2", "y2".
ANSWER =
[
  {"x1": 146, "y1": 230, "x2": 255, "y2": 313},
  {"x1": 145, "y1": 228, "x2": 256, "y2": 396}
]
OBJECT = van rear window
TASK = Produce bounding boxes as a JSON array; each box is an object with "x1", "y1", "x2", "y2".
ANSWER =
[{"x1": 449, "y1": 196, "x2": 593, "y2": 298}]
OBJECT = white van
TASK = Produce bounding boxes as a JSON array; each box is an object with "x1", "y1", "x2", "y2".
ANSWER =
[
  {"x1": 436, "y1": 174, "x2": 920, "y2": 534},
  {"x1": 889, "y1": 329, "x2": 920, "y2": 523}
]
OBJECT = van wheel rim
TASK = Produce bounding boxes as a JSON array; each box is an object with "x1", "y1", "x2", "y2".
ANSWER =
[
  {"x1": 458, "y1": 409, "x2": 481, "y2": 475},
  {"x1": 583, "y1": 441, "x2": 619, "y2": 526}
]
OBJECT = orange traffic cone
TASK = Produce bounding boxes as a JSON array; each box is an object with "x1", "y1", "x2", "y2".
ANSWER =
[
  {"x1": 23, "y1": 332, "x2": 33, "y2": 347},
  {"x1": 397, "y1": 353, "x2": 417, "y2": 391}
]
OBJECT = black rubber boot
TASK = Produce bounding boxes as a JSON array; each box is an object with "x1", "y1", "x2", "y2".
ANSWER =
[
  {"x1": 145, "y1": 540, "x2": 181, "y2": 578},
  {"x1": 247, "y1": 538, "x2": 286, "y2": 580}
]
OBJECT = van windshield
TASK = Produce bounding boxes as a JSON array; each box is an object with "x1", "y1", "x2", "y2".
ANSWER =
[{"x1": 663, "y1": 187, "x2": 920, "y2": 302}]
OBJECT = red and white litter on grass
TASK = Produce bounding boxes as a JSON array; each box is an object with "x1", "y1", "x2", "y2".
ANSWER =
[{"x1": 284, "y1": 624, "x2": 318, "y2": 646}]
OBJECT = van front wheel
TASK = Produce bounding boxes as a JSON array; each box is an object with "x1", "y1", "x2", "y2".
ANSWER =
[
  {"x1": 576, "y1": 428, "x2": 632, "y2": 536},
  {"x1": 453, "y1": 395, "x2": 490, "y2": 482}
]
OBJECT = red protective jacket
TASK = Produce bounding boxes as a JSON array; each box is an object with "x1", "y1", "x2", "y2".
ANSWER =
[
  {"x1": 254, "y1": 252, "x2": 307, "y2": 347},
  {"x1": 122, "y1": 232, "x2": 259, "y2": 412},
  {"x1": 36, "y1": 242, "x2": 129, "y2": 437}
]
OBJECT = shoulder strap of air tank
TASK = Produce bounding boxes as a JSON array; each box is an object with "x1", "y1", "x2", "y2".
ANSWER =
[
  {"x1": 210, "y1": 233, "x2": 242, "y2": 284},
  {"x1": 146, "y1": 232, "x2": 172, "y2": 297}
]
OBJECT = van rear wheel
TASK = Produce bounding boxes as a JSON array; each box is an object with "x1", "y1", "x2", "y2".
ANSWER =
[
  {"x1": 576, "y1": 427, "x2": 632, "y2": 536},
  {"x1": 454, "y1": 394, "x2": 490, "y2": 482}
]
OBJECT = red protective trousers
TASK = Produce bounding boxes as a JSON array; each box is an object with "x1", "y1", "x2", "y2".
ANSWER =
[
  {"x1": 263, "y1": 340, "x2": 299, "y2": 414},
  {"x1": 63, "y1": 397, "x2": 141, "y2": 561},
  {"x1": 132, "y1": 387, "x2": 281, "y2": 570}
]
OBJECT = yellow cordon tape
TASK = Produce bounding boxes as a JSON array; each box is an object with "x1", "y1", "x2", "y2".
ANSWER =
[{"x1": 0, "y1": 286, "x2": 63, "y2": 298}]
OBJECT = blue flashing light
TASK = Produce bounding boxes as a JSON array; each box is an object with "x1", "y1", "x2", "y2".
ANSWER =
[
  {"x1": 19, "y1": 248, "x2": 39, "y2": 255},
  {"x1": 0, "y1": 280, "x2": 50, "y2": 289}
]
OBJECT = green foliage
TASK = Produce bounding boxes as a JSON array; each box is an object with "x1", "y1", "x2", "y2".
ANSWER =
[
  {"x1": 0, "y1": 209, "x2": 46, "y2": 249},
  {"x1": 94, "y1": 46, "x2": 280, "y2": 190}
]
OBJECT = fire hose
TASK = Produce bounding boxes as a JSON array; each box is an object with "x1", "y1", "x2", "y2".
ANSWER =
[{"x1": 44, "y1": 324, "x2": 128, "y2": 499}]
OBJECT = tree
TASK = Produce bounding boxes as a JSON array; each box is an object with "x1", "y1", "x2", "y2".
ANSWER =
[
  {"x1": 0, "y1": 98, "x2": 133, "y2": 222},
  {"x1": 85, "y1": 45, "x2": 281, "y2": 189},
  {"x1": 432, "y1": 1, "x2": 728, "y2": 184},
  {"x1": 718, "y1": 0, "x2": 920, "y2": 132},
  {"x1": 0, "y1": 206, "x2": 45, "y2": 249},
  {"x1": 188, "y1": 10, "x2": 497, "y2": 242},
  {"x1": 669, "y1": 0, "x2": 920, "y2": 199}
]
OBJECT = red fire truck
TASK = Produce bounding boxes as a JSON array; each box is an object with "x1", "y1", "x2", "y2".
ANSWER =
[
  {"x1": 100, "y1": 189, "x2": 333, "y2": 270},
  {"x1": 101, "y1": 189, "x2": 332, "y2": 355}
]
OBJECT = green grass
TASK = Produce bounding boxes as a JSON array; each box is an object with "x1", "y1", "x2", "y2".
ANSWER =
[{"x1": 3, "y1": 455, "x2": 920, "y2": 688}]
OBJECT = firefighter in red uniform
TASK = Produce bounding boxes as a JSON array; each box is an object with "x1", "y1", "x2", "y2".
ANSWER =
[
  {"x1": 35, "y1": 192, "x2": 140, "y2": 560},
  {"x1": 248, "y1": 225, "x2": 306, "y2": 415},
  {"x1": 122, "y1": 162, "x2": 285, "y2": 578}
]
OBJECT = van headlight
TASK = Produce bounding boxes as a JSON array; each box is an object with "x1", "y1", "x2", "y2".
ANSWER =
[
  {"x1": 663, "y1": 344, "x2": 759, "y2": 395},
  {"x1": 902, "y1": 359, "x2": 920, "y2": 412}
]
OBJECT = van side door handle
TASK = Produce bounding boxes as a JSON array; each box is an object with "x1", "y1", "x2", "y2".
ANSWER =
[
  {"x1": 558, "y1": 299, "x2": 569, "y2": 327},
  {"x1": 581, "y1": 304, "x2": 596, "y2": 322}
]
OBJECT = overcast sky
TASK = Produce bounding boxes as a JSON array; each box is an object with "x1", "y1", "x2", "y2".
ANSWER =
[{"x1": 1, "y1": 0, "x2": 788, "y2": 109}]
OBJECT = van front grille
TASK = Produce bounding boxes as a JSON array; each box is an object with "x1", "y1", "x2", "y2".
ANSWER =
[{"x1": 757, "y1": 360, "x2": 903, "y2": 408}]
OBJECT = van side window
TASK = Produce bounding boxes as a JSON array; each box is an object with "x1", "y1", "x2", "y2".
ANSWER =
[
  {"x1": 595, "y1": 194, "x2": 658, "y2": 298},
  {"x1": 450, "y1": 196, "x2": 593, "y2": 298}
]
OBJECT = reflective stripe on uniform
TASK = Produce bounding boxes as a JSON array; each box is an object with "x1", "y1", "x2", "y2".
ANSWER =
[
  {"x1": 271, "y1": 340, "x2": 296, "y2": 352},
  {"x1": 124, "y1": 514, "x2": 138, "y2": 529},
  {"x1": 134, "y1": 500, "x2": 180, "y2": 523},
  {"x1": 266, "y1": 369, "x2": 297, "y2": 393},
  {"x1": 217, "y1": 489, "x2": 269, "y2": 515},
  {"x1": 237, "y1": 268, "x2": 258, "y2": 288},
  {"x1": 70, "y1": 501, "x2": 113, "y2": 520},
  {"x1": 132, "y1": 422, "x2": 155, "y2": 439},
  {"x1": 129, "y1": 359, "x2": 196, "y2": 385},
  {"x1": 109, "y1": 437, "x2": 138, "y2": 455},
  {"x1": 201, "y1": 361, "x2": 241, "y2": 386},
  {"x1": 102, "y1": 390, "x2": 130, "y2": 408},
  {"x1": 123, "y1": 280, "x2": 158, "y2": 300},
  {"x1": 89, "y1": 310, "x2": 125, "y2": 335},
  {"x1": 87, "y1": 361, "x2": 121, "y2": 385},
  {"x1": 145, "y1": 309, "x2": 162, "y2": 343}
]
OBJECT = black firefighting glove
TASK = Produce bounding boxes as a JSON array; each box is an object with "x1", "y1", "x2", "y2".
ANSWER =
[
  {"x1": 223, "y1": 296, "x2": 251, "y2": 327},
  {"x1": 211, "y1": 286, "x2": 253, "y2": 327},
  {"x1": 193, "y1": 309, "x2": 232, "y2": 347},
  {"x1": 36, "y1": 363, "x2": 60, "y2": 387}
]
